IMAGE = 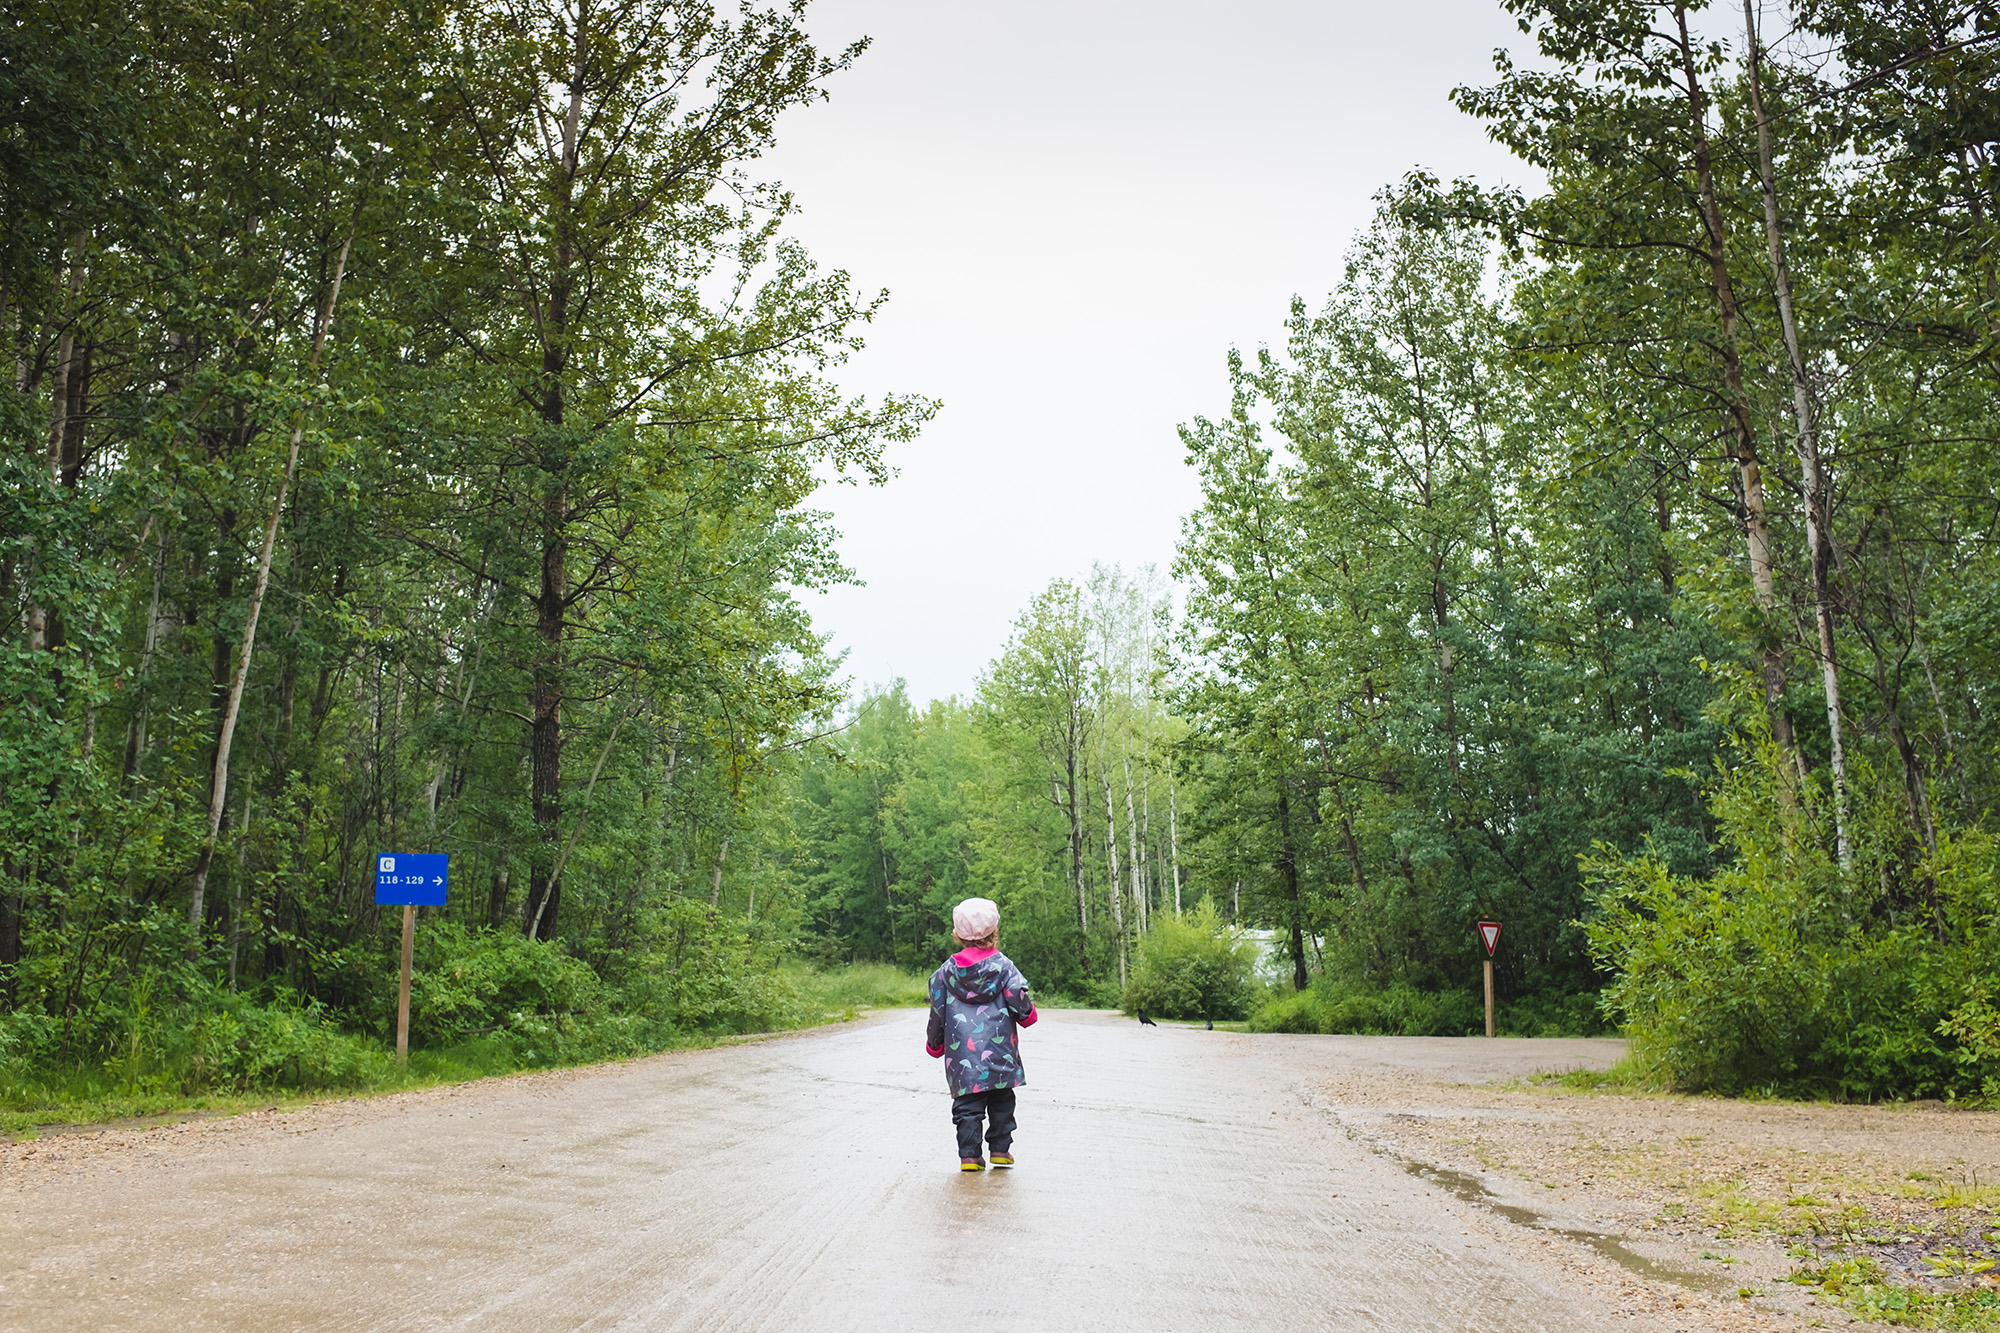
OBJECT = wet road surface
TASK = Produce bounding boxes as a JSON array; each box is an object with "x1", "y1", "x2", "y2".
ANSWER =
[{"x1": 0, "y1": 1011, "x2": 1647, "y2": 1331}]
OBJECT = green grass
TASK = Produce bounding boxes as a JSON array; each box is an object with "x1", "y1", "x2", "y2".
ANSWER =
[
  {"x1": 1524, "y1": 1061, "x2": 1647, "y2": 1093},
  {"x1": 782, "y1": 962, "x2": 929, "y2": 1014},
  {"x1": 1792, "y1": 1256, "x2": 2000, "y2": 1328}
]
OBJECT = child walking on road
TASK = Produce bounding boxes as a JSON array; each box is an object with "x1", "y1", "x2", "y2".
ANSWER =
[{"x1": 925, "y1": 897, "x2": 1037, "y2": 1171}]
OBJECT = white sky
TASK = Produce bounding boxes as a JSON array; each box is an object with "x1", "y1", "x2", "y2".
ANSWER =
[{"x1": 763, "y1": 0, "x2": 1541, "y2": 704}]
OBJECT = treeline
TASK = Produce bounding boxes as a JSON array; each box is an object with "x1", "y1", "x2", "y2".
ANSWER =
[
  {"x1": 1, "y1": 0, "x2": 929, "y2": 1095},
  {"x1": 791, "y1": 567, "x2": 1181, "y2": 1003},
  {"x1": 8, "y1": 0, "x2": 2000, "y2": 1106},
  {"x1": 1170, "y1": 0, "x2": 2000, "y2": 1090}
]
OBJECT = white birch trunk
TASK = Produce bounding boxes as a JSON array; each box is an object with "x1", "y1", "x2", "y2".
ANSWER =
[
  {"x1": 1123, "y1": 747, "x2": 1143, "y2": 935},
  {"x1": 1742, "y1": 0, "x2": 1851, "y2": 864},
  {"x1": 190, "y1": 217, "x2": 361, "y2": 939},
  {"x1": 1099, "y1": 736, "x2": 1125, "y2": 987}
]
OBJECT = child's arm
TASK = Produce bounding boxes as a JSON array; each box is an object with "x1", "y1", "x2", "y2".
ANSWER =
[
  {"x1": 1004, "y1": 963, "x2": 1037, "y2": 1030},
  {"x1": 925, "y1": 975, "x2": 947, "y2": 1058}
]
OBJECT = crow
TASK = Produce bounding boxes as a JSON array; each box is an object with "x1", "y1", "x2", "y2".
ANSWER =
[
  {"x1": 1137, "y1": 1010, "x2": 1158, "y2": 1027},
  {"x1": 1205, "y1": 1018, "x2": 1214, "y2": 1030}
]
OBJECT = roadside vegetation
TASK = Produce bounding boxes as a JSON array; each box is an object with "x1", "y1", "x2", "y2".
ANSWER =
[
  {"x1": 1, "y1": 950, "x2": 928, "y2": 1136},
  {"x1": 5, "y1": 0, "x2": 1998, "y2": 1132}
]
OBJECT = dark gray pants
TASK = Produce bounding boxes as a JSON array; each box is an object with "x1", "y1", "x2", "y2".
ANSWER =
[{"x1": 951, "y1": 1087, "x2": 1017, "y2": 1159}]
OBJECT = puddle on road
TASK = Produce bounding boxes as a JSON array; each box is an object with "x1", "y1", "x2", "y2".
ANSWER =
[{"x1": 1401, "y1": 1158, "x2": 1732, "y2": 1293}]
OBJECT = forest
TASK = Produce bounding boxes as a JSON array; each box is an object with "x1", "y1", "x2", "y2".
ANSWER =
[{"x1": 4, "y1": 0, "x2": 1999, "y2": 1112}]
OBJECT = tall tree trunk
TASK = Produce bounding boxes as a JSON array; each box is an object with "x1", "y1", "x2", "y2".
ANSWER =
[
  {"x1": 1434, "y1": 582, "x2": 1460, "y2": 779},
  {"x1": 1167, "y1": 767, "x2": 1182, "y2": 915},
  {"x1": 1068, "y1": 707, "x2": 1087, "y2": 962},
  {"x1": 1742, "y1": 0, "x2": 1852, "y2": 863},
  {"x1": 189, "y1": 214, "x2": 361, "y2": 944},
  {"x1": 487, "y1": 868, "x2": 510, "y2": 928},
  {"x1": 1099, "y1": 735, "x2": 1125, "y2": 987},
  {"x1": 1276, "y1": 786, "x2": 1308, "y2": 991},
  {"x1": 1124, "y1": 748, "x2": 1144, "y2": 937},
  {"x1": 709, "y1": 837, "x2": 730, "y2": 909},
  {"x1": 523, "y1": 54, "x2": 586, "y2": 942},
  {"x1": 0, "y1": 867, "x2": 19, "y2": 1008},
  {"x1": 25, "y1": 231, "x2": 85, "y2": 653},
  {"x1": 1338, "y1": 804, "x2": 1367, "y2": 905},
  {"x1": 525, "y1": 518, "x2": 566, "y2": 938},
  {"x1": 122, "y1": 526, "x2": 170, "y2": 783},
  {"x1": 1674, "y1": 1, "x2": 1794, "y2": 751}
]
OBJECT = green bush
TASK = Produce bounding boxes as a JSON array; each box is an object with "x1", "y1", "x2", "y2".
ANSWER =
[
  {"x1": 620, "y1": 900, "x2": 805, "y2": 1035},
  {"x1": 1586, "y1": 702, "x2": 2000, "y2": 1098},
  {"x1": 1249, "y1": 986, "x2": 1323, "y2": 1033},
  {"x1": 1248, "y1": 979, "x2": 1483, "y2": 1036},
  {"x1": 1498, "y1": 989, "x2": 1612, "y2": 1037},
  {"x1": 1120, "y1": 899, "x2": 1257, "y2": 1020},
  {"x1": 410, "y1": 922, "x2": 607, "y2": 1046}
]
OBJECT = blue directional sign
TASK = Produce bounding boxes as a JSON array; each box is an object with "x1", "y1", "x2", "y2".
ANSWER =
[{"x1": 375, "y1": 853, "x2": 448, "y2": 906}]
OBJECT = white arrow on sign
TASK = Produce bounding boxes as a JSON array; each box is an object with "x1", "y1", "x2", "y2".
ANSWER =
[{"x1": 433, "y1": 876, "x2": 445, "y2": 885}]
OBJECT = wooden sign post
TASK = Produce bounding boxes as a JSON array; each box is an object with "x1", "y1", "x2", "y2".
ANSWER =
[
  {"x1": 396, "y1": 904, "x2": 416, "y2": 1066},
  {"x1": 375, "y1": 853, "x2": 449, "y2": 1068},
  {"x1": 1477, "y1": 920, "x2": 1501, "y2": 1038}
]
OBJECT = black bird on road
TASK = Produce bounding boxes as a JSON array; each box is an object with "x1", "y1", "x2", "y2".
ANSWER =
[
  {"x1": 1137, "y1": 1011, "x2": 1157, "y2": 1027},
  {"x1": 1205, "y1": 1018, "x2": 1213, "y2": 1030}
]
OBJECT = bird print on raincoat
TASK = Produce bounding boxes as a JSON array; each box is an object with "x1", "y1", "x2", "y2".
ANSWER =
[{"x1": 925, "y1": 947, "x2": 1037, "y2": 1096}]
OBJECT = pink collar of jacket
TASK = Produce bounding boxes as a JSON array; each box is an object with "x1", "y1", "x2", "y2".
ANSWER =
[{"x1": 951, "y1": 945, "x2": 998, "y2": 966}]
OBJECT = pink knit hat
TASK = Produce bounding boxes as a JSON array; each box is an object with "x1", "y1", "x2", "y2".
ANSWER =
[{"x1": 952, "y1": 897, "x2": 1000, "y2": 941}]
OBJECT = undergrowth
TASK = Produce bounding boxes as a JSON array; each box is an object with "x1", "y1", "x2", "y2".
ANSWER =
[
  {"x1": 782, "y1": 961, "x2": 929, "y2": 1014},
  {"x1": 1, "y1": 947, "x2": 929, "y2": 1137},
  {"x1": 1247, "y1": 977, "x2": 1607, "y2": 1037}
]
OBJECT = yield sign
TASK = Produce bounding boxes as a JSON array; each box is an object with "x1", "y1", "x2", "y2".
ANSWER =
[{"x1": 1477, "y1": 920, "x2": 1501, "y2": 956}]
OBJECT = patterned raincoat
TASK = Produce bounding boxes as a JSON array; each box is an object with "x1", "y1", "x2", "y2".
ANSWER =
[{"x1": 924, "y1": 947, "x2": 1037, "y2": 1095}]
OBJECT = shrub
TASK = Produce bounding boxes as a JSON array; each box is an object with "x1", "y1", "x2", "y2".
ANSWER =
[
  {"x1": 1120, "y1": 899, "x2": 1257, "y2": 1020},
  {"x1": 1586, "y1": 698, "x2": 2000, "y2": 1098},
  {"x1": 621, "y1": 900, "x2": 805, "y2": 1035},
  {"x1": 409, "y1": 922, "x2": 606, "y2": 1047},
  {"x1": 1248, "y1": 979, "x2": 1483, "y2": 1036}
]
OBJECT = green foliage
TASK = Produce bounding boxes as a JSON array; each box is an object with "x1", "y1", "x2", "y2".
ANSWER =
[
  {"x1": 1119, "y1": 899, "x2": 1255, "y2": 1020},
  {"x1": 0, "y1": 0, "x2": 941, "y2": 1115},
  {"x1": 406, "y1": 923, "x2": 607, "y2": 1048},
  {"x1": 782, "y1": 962, "x2": 928, "y2": 1014},
  {"x1": 1791, "y1": 1255, "x2": 2000, "y2": 1328},
  {"x1": 1173, "y1": 201, "x2": 1718, "y2": 1021},
  {"x1": 1249, "y1": 980, "x2": 1484, "y2": 1038},
  {"x1": 1587, "y1": 691, "x2": 2000, "y2": 1098},
  {"x1": 792, "y1": 567, "x2": 1181, "y2": 1003}
]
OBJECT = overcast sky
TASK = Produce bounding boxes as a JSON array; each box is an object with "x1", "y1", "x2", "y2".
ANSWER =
[{"x1": 761, "y1": 0, "x2": 1542, "y2": 704}]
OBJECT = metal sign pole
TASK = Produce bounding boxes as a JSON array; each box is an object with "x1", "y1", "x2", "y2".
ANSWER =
[{"x1": 396, "y1": 903, "x2": 416, "y2": 1067}]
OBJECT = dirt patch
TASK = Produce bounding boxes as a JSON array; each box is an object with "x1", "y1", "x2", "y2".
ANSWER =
[{"x1": 1317, "y1": 1062, "x2": 2000, "y2": 1327}]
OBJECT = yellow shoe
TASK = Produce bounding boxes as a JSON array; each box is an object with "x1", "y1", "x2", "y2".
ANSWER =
[
  {"x1": 991, "y1": 1154, "x2": 1014, "y2": 1168},
  {"x1": 960, "y1": 1158, "x2": 985, "y2": 1171}
]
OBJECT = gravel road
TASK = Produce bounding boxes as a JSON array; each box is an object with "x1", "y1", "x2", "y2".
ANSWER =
[{"x1": 0, "y1": 1011, "x2": 1787, "y2": 1331}]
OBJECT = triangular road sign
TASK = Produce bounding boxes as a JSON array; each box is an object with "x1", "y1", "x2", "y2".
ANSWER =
[{"x1": 1477, "y1": 920, "x2": 1501, "y2": 956}]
